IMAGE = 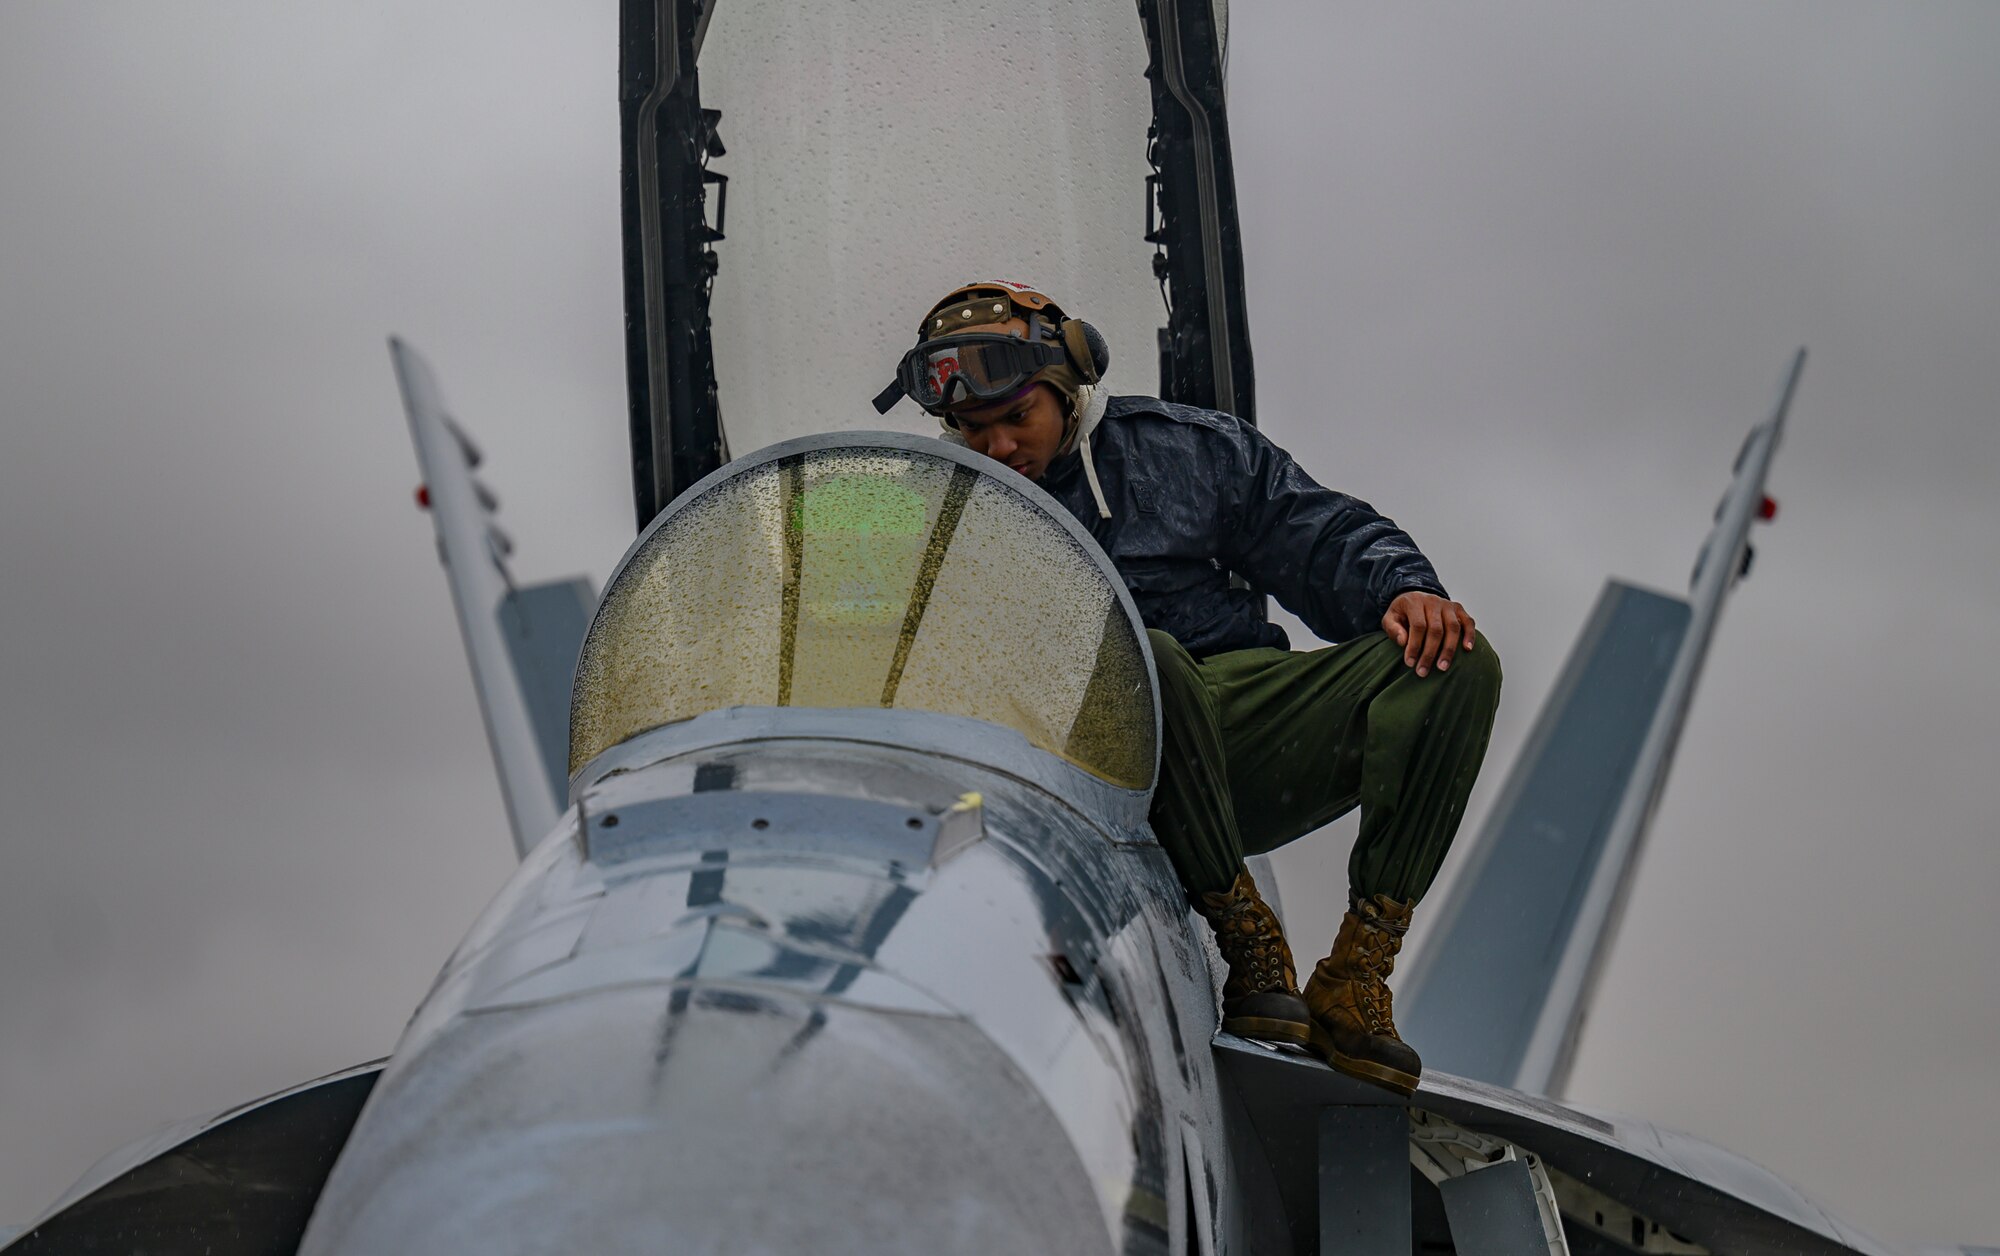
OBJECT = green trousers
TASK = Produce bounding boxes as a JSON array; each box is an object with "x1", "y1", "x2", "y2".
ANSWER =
[{"x1": 1147, "y1": 628, "x2": 1502, "y2": 904}]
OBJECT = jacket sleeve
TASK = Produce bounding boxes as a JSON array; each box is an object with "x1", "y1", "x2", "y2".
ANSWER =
[{"x1": 1215, "y1": 420, "x2": 1446, "y2": 643}]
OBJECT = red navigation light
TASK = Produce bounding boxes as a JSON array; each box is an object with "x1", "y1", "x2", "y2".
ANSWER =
[
  {"x1": 1757, "y1": 495, "x2": 1778, "y2": 521},
  {"x1": 415, "y1": 484, "x2": 431, "y2": 510}
]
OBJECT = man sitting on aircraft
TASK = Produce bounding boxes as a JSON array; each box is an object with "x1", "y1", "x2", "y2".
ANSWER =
[{"x1": 875, "y1": 281, "x2": 1502, "y2": 1096}]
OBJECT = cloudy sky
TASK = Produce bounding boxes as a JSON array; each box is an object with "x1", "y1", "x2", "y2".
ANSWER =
[{"x1": 2, "y1": 1, "x2": 1996, "y2": 1245}]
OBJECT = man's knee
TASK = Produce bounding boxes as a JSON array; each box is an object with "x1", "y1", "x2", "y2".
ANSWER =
[{"x1": 1442, "y1": 630, "x2": 1502, "y2": 709}]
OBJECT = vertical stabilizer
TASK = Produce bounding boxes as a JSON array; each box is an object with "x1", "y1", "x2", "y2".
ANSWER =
[
  {"x1": 496, "y1": 577, "x2": 597, "y2": 811},
  {"x1": 1397, "y1": 583, "x2": 1691, "y2": 1086},
  {"x1": 392, "y1": 339, "x2": 596, "y2": 858},
  {"x1": 1400, "y1": 350, "x2": 1805, "y2": 1095}
]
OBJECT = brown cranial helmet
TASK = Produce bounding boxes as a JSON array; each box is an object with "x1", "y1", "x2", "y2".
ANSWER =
[{"x1": 874, "y1": 280, "x2": 1110, "y2": 425}]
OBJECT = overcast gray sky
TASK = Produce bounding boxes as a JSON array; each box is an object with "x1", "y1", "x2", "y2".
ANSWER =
[{"x1": 2, "y1": 1, "x2": 1996, "y2": 1245}]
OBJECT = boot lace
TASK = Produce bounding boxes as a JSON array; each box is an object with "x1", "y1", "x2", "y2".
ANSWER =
[
  {"x1": 1350, "y1": 929, "x2": 1398, "y2": 1034},
  {"x1": 1208, "y1": 899, "x2": 1293, "y2": 996},
  {"x1": 1338, "y1": 894, "x2": 1412, "y2": 1038}
]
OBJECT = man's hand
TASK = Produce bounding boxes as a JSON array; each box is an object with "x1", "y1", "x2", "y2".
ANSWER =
[{"x1": 1382, "y1": 590, "x2": 1477, "y2": 678}]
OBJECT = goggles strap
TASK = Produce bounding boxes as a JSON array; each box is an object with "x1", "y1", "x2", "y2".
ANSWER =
[{"x1": 872, "y1": 378, "x2": 906, "y2": 415}]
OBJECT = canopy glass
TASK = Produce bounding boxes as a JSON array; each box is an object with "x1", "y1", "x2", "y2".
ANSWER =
[{"x1": 697, "y1": 0, "x2": 1165, "y2": 448}]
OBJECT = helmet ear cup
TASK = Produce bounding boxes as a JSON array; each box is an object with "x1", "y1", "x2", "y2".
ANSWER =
[{"x1": 1060, "y1": 319, "x2": 1110, "y2": 384}]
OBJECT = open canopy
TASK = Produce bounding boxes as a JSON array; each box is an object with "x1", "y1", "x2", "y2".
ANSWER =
[{"x1": 621, "y1": 0, "x2": 1252, "y2": 521}]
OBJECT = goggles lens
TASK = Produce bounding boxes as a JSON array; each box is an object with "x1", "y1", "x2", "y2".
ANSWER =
[{"x1": 899, "y1": 335, "x2": 1064, "y2": 414}]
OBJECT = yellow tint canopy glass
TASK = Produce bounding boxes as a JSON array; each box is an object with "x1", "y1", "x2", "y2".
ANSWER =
[{"x1": 569, "y1": 438, "x2": 1157, "y2": 789}]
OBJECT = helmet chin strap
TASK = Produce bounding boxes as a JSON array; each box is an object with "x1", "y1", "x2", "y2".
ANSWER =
[{"x1": 1066, "y1": 384, "x2": 1112, "y2": 519}]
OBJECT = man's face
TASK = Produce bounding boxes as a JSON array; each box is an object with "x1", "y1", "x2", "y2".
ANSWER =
[
  {"x1": 949, "y1": 382, "x2": 1068, "y2": 481},
  {"x1": 940, "y1": 316, "x2": 1068, "y2": 480}
]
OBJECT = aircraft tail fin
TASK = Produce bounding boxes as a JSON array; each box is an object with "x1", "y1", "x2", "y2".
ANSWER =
[
  {"x1": 391, "y1": 338, "x2": 597, "y2": 859},
  {"x1": 1398, "y1": 349, "x2": 1806, "y2": 1096},
  {"x1": 496, "y1": 577, "x2": 597, "y2": 814}
]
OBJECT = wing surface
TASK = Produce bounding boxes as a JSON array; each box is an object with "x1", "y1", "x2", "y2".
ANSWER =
[
  {"x1": 1, "y1": 1063, "x2": 382, "y2": 1254},
  {"x1": 1214, "y1": 1036, "x2": 1894, "y2": 1256}
]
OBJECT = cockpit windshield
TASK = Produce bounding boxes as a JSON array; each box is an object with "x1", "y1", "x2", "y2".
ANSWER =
[{"x1": 569, "y1": 437, "x2": 1157, "y2": 789}]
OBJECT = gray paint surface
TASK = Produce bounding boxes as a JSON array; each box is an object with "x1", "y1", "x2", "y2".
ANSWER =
[
  {"x1": 393, "y1": 338, "x2": 561, "y2": 857},
  {"x1": 1438, "y1": 1159, "x2": 1554, "y2": 1256},
  {"x1": 1217, "y1": 1037, "x2": 1896, "y2": 1256},
  {"x1": 1319, "y1": 1106, "x2": 1413, "y2": 1256},
  {"x1": 494, "y1": 575, "x2": 596, "y2": 811}
]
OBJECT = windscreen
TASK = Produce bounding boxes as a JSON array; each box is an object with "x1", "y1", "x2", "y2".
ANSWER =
[
  {"x1": 570, "y1": 442, "x2": 1156, "y2": 789},
  {"x1": 697, "y1": 0, "x2": 1163, "y2": 448}
]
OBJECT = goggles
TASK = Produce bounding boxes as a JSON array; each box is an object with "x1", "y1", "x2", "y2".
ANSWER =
[{"x1": 875, "y1": 334, "x2": 1068, "y2": 417}]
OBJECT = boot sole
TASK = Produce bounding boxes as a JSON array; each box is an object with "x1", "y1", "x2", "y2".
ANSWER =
[
  {"x1": 1309, "y1": 1026, "x2": 1419, "y2": 1096},
  {"x1": 1223, "y1": 1015, "x2": 1314, "y2": 1048}
]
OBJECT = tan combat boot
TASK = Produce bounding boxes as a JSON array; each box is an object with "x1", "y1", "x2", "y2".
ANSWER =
[
  {"x1": 1302, "y1": 893, "x2": 1421, "y2": 1095},
  {"x1": 1192, "y1": 869, "x2": 1313, "y2": 1048}
]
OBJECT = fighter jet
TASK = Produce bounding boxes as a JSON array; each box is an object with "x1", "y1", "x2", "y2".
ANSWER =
[
  {"x1": 5, "y1": 3, "x2": 1986, "y2": 1255},
  {"x1": 0, "y1": 348, "x2": 1868, "y2": 1256}
]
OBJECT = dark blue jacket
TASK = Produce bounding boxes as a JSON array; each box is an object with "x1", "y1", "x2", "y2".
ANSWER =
[{"x1": 1037, "y1": 394, "x2": 1446, "y2": 657}]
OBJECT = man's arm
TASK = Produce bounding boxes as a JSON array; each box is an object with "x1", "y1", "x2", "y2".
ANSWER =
[{"x1": 1217, "y1": 420, "x2": 1470, "y2": 670}]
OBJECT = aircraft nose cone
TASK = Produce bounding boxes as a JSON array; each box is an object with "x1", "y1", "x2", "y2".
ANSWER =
[{"x1": 299, "y1": 985, "x2": 1117, "y2": 1255}]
